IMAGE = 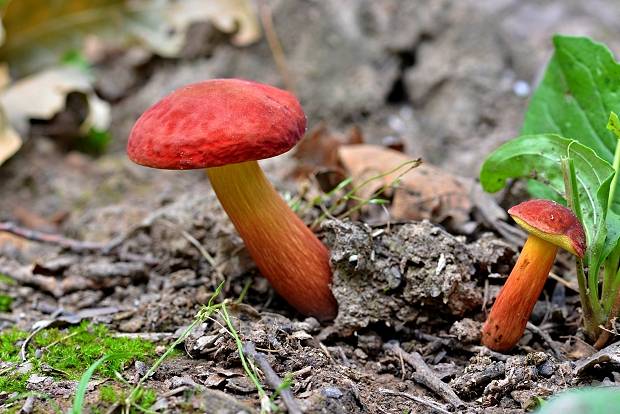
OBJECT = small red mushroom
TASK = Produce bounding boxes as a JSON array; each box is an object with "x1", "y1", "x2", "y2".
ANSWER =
[
  {"x1": 481, "y1": 199, "x2": 586, "y2": 352},
  {"x1": 127, "y1": 79, "x2": 338, "y2": 321}
]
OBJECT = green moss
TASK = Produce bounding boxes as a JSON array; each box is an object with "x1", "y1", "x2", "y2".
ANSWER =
[
  {"x1": 0, "y1": 373, "x2": 28, "y2": 393},
  {"x1": 0, "y1": 294, "x2": 13, "y2": 311},
  {"x1": 99, "y1": 385, "x2": 119, "y2": 403},
  {"x1": 137, "y1": 387, "x2": 157, "y2": 409},
  {"x1": 0, "y1": 321, "x2": 156, "y2": 394},
  {"x1": 31, "y1": 321, "x2": 156, "y2": 379},
  {"x1": 0, "y1": 327, "x2": 28, "y2": 362},
  {"x1": 0, "y1": 273, "x2": 14, "y2": 284},
  {"x1": 98, "y1": 384, "x2": 157, "y2": 412}
]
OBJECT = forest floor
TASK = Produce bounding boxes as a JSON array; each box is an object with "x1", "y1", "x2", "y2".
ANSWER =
[{"x1": 1, "y1": 0, "x2": 620, "y2": 413}]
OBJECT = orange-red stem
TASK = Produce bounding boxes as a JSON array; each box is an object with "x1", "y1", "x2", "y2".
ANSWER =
[
  {"x1": 482, "y1": 235, "x2": 558, "y2": 352},
  {"x1": 207, "y1": 160, "x2": 338, "y2": 321}
]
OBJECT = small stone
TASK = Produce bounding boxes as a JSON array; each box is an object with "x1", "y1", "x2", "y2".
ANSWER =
[
  {"x1": 322, "y1": 386, "x2": 343, "y2": 399},
  {"x1": 537, "y1": 360, "x2": 554, "y2": 378},
  {"x1": 512, "y1": 80, "x2": 530, "y2": 97},
  {"x1": 194, "y1": 334, "x2": 219, "y2": 351},
  {"x1": 135, "y1": 360, "x2": 148, "y2": 377},
  {"x1": 450, "y1": 318, "x2": 483, "y2": 344},
  {"x1": 353, "y1": 348, "x2": 367, "y2": 360}
]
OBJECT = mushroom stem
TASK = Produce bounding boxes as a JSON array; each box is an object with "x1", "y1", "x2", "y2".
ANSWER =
[
  {"x1": 206, "y1": 160, "x2": 338, "y2": 321},
  {"x1": 482, "y1": 234, "x2": 558, "y2": 352}
]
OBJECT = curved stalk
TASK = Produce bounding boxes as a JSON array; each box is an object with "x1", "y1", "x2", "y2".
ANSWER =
[
  {"x1": 482, "y1": 235, "x2": 558, "y2": 352},
  {"x1": 207, "y1": 160, "x2": 338, "y2": 321}
]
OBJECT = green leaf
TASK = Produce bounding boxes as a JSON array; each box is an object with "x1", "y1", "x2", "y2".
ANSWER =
[
  {"x1": 480, "y1": 134, "x2": 614, "y2": 249},
  {"x1": 522, "y1": 35, "x2": 620, "y2": 163},
  {"x1": 536, "y1": 388, "x2": 620, "y2": 414},
  {"x1": 71, "y1": 355, "x2": 110, "y2": 414}
]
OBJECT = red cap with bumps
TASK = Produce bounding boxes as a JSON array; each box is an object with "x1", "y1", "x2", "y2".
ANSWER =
[{"x1": 127, "y1": 79, "x2": 306, "y2": 170}]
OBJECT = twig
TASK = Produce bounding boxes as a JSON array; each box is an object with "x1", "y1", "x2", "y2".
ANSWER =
[
  {"x1": 20, "y1": 324, "x2": 48, "y2": 362},
  {"x1": 378, "y1": 389, "x2": 450, "y2": 414},
  {"x1": 0, "y1": 221, "x2": 125, "y2": 253},
  {"x1": 383, "y1": 341, "x2": 464, "y2": 409},
  {"x1": 548, "y1": 272, "x2": 579, "y2": 292},
  {"x1": 258, "y1": 0, "x2": 295, "y2": 93},
  {"x1": 20, "y1": 395, "x2": 36, "y2": 414},
  {"x1": 244, "y1": 341, "x2": 302, "y2": 414},
  {"x1": 525, "y1": 322, "x2": 565, "y2": 360}
]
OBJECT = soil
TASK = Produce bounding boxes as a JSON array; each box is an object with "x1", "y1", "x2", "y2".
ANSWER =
[{"x1": 2, "y1": 0, "x2": 620, "y2": 413}]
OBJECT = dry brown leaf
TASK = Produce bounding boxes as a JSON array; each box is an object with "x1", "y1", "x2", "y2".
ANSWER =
[
  {"x1": 338, "y1": 144, "x2": 473, "y2": 226},
  {"x1": 159, "y1": 0, "x2": 261, "y2": 48},
  {"x1": 0, "y1": 103, "x2": 21, "y2": 166},
  {"x1": 0, "y1": 66, "x2": 110, "y2": 135},
  {"x1": 293, "y1": 123, "x2": 364, "y2": 176}
]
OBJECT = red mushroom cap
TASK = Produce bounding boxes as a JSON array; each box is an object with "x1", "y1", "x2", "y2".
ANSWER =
[
  {"x1": 127, "y1": 79, "x2": 306, "y2": 169},
  {"x1": 508, "y1": 199, "x2": 586, "y2": 258}
]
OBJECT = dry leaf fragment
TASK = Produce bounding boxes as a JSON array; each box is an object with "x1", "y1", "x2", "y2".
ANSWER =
[
  {"x1": 0, "y1": 103, "x2": 21, "y2": 166},
  {"x1": 158, "y1": 0, "x2": 261, "y2": 49},
  {"x1": 0, "y1": 0, "x2": 261, "y2": 75},
  {"x1": 338, "y1": 144, "x2": 474, "y2": 226},
  {"x1": 0, "y1": 66, "x2": 110, "y2": 136},
  {"x1": 294, "y1": 123, "x2": 363, "y2": 171}
]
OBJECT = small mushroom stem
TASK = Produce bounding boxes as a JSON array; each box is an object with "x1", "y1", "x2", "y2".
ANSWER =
[
  {"x1": 207, "y1": 160, "x2": 338, "y2": 321},
  {"x1": 482, "y1": 234, "x2": 558, "y2": 352}
]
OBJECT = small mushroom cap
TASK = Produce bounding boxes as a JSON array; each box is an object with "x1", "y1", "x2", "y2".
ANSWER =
[
  {"x1": 127, "y1": 79, "x2": 306, "y2": 169},
  {"x1": 508, "y1": 199, "x2": 586, "y2": 257}
]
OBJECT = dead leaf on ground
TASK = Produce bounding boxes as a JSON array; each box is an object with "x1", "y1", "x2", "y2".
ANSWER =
[
  {"x1": 0, "y1": 103, "x2": 21, "y2": 166},
  {"x1": 0, "y1": 0, "x2": 261, "y2": 76},
  {"x1": 292, "y1": 123, "x2": 363, "y2": 190},
  {"x1": 338, "y1": 144, "x2": 474, "y2": 227},
  {"x1": 0, "y1": 66, "x2": 110, "y2": 136}
]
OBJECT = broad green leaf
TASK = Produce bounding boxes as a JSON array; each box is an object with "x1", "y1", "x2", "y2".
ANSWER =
[
  {"x1": 480, "y1": 134, "x2": 614, "y2": 250},
  {"x1": 522, "y1": 35, "x2": 620, "y2": 165},
  {"x1": 536, "y1": 388, "x2": 620, "y2": 414}
]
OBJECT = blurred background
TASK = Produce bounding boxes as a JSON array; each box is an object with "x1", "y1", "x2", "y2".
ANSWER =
[{"x1": 1, "y1": 0, "x2": 620, "y2": 242}]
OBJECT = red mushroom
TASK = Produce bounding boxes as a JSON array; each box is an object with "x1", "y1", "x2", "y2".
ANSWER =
[
  {"x1": 127, "y1": 79, "x2": 337, "y2": 321},
  {"x1": 481, "y1": 199, "x2": 585, "y2": 352}
]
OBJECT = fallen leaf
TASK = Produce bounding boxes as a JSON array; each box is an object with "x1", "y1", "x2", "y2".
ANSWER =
[
  {"x1": 292, "y1": 123, "x2": 363, "y2": 190},
  {"x1": 145, "y1": 0, "x2": 261, "y2": 52},
  {"x1": 0, "y1": 66, "x2": 110, "y2": 136},
  {"x1": 0, "y1": 103, "x2": 21, "y2": 166},
  {"x1": 338, "y1": 144, "x2": 474, "y2": 227},
  {"x1": 0, "y1": 0, "x2": 260, "y2": 75}
]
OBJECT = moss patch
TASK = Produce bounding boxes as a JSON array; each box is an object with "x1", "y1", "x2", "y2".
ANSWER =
[
  {"x1": 99, "y1": 384, "x2": 157, "y2": 412},
  {"x1": 0, "y1": 322, "x2": 157, "y2": 393},
  {"x1": 30, "y1": 322, "x2": 156, "y2": 379},
  {"x1": 0, "y1": 294, "x2": 13, "y2": 312}
]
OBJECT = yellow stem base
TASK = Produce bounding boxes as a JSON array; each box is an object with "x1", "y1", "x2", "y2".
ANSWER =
[{"x1": 207, "y1": 160, "x2": 338, "y2": 321}]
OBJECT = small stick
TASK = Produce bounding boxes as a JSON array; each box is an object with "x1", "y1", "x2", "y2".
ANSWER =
[
  {"x1": 548, "y1": 272, "x2": 579, "y2": 292},
  {"x1": 378, "y1": 389, "x2": 450, "y2": 414},
  {"x1": 383, "y1": 341, "x2": 464, "y2": 409},
  {"x1": 258, "y1": 0, "x2": 295, "y2": 93},
  {"x1": 526, "y1": 322, "x2": 565, "y2": 359},
  {"x1": 0, "y1": 221, "x2": 124, "y2": 253},
  {"x1": 20, "y1": 395, "x2": 36, "y2": 414},
  {"x1": 243, "y1": 341, "x2": 302, "y2": 414}
]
